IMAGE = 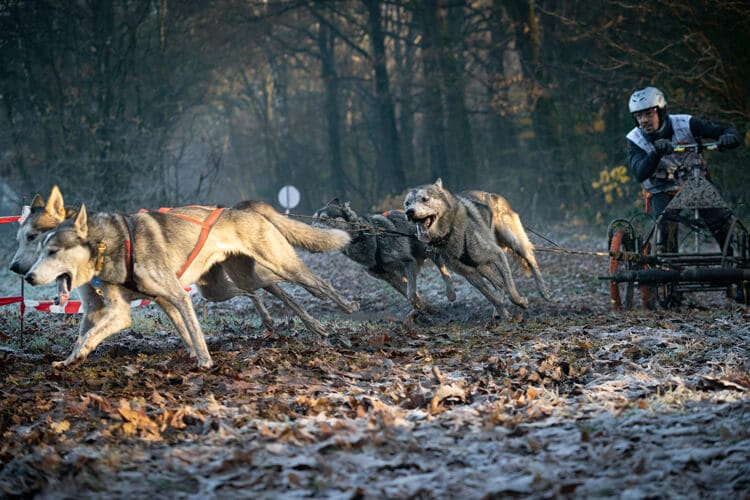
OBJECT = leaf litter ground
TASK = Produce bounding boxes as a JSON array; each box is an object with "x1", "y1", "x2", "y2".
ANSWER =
[{"x1": 0, "y1": 225, "x2": 749, "y2": 498}]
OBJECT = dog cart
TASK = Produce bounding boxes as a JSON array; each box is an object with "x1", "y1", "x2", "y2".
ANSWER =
[{"x1": 604, "y1": 141, "x2": 750, "y2": 310}]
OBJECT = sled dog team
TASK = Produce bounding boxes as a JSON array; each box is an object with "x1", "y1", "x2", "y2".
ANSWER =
[{"x1": 10, "y1": 180, "x2": 550, "y2": 368}]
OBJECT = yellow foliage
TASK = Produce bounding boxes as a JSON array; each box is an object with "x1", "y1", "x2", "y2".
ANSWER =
[
  {"x1": 592, "y1": 165, "x2": 630, "y2": 205},
  {"x1": 574, "y1": 118, "x2": 606, "y2": 135},
  {"x1": 49, "y1": 419, "x2": 70, "y2": 434},
  {"x1": 592, "y1": 118, "x2": 606, "y2": 133}
]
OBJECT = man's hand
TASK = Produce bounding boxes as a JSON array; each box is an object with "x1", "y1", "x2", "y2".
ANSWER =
[
  {"x1": 718, "y1": 133, "x2": 740, "y2": 150},
  {"x1": 654, "y1": 139, "x2": 673, "y2": 156}
]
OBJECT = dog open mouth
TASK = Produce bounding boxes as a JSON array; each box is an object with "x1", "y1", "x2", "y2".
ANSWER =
[
  {"x1": 55, "y1": 274, "x2": 72, "y2": 306},
  {"x1": 413, "y1": 215, "x2": 436, "y2": 242}
]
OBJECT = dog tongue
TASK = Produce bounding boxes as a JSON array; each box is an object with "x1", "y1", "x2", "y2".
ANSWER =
[{"x1": 56, "y1": 276, "x2": 70, "y2": 306}]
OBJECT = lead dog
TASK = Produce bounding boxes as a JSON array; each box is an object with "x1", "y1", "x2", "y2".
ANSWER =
[
  {"x1": 23, "y1": 196, "x2": 358, "y2": 368},
  {"x1": 9, "y1": 187, "x2": 340, "y2": 346},
  {"x1": 403, "y1": 178, "x2": 551, "y2": 319},
  {"x1": 313, "y1": 199, "x2": 455, "y2": 313}
]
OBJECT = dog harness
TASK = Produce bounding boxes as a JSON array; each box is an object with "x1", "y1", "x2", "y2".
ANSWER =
[
  {"x1": 120, "y1": 213, "x2": 137, "y2": 290},
  {"x1": 90, "y1": 215, "x2": 136, "y2": 294},
  {"x1": 162, "y1": 208, "x2": 225, "y2": 279},
  {"x1": 140, "y1": 206, "x2": 226, "y2": 279},
  {"x1": 93, "y1": 207, "x2": 225, "y2": 293}
]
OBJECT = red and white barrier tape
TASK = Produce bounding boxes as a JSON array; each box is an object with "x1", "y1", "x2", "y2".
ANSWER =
[
  {"x1": 0, "y1": 215, "x2": 21, "y2": 224},
  {"x1": 1, "y1": 213, "x2": 195, "y2": 314},
  {"x1": 0, "y1": 295, "x2": 155, "y2": 314}
]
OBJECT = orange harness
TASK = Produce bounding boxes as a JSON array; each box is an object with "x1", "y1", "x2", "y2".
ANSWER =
[{"x1": 139, "y1": 206, "x2": 225, "y2": 279}]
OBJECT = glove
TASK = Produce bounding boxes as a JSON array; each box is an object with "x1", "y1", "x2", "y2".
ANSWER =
[
  {"x1": 653, "y1": 139, "x2": 673, "y2": 156},
  {"x1": 718, "y1": 133, "x2": 740, "y2": 150}
]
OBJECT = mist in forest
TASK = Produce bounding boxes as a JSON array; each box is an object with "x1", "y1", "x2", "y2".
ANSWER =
[{"x1": 1, "y1": 1, "x2": 748, "y2": 222}]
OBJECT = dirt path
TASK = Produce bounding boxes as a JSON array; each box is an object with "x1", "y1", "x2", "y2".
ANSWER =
[{"x1": 1, "y1": 228, "x2": 748, "y2": 498}]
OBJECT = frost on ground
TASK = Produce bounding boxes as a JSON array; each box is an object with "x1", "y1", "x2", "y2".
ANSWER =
[{"x1": 0, "y1": 224, "x2": 748, "y2": 498}]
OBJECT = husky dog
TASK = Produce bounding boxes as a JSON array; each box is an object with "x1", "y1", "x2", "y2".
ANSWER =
[
  {"x1": 403, "y1": 178, "x2": 551, "y2": 319},
  {"x1": 9, "y1": 187, "x2": 337, "y2": 344},
  {"x1": 313, "y1": 199, "x2": 455, "y2": 312},
  {"x1": 23, "y1": 196, "x2": 358, "y2": 368}
]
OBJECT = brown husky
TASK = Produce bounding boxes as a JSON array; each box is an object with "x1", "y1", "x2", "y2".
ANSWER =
[
  {"x1": 19, "y1": 190, "x2": 358, "y2": 368},
  {"x1": 9, "y1": 187, "x2": 345, "y2": 348}
]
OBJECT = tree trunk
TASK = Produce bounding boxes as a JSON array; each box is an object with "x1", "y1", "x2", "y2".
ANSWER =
[
  {"x1": 416, "y1": 0, "x2": 448, "y2": 183},
  {"x1": 318, "y1": 21, "x2": 346, "y2": 196},
  {"x1": 439, "y1": 2, "x2": 476, "y2": 188},
  {"x1": 390, "y1": 4, "x2": 417, "y2": 184},
  {"x1": 364, "y1": 0, "x2": 405, "y2": 198}
]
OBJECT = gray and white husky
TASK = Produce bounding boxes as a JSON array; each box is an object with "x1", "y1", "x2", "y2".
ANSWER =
[
  {"x1": 403, "y1": 178, "x2": 550, "y2": 319},
  {"x1": 22, "y1": 192, "x2": 358, "y2": 368}
]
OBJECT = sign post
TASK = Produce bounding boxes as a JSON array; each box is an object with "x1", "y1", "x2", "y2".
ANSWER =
[{"x1": 277, "y1": 185, "x2": 300, "y2": 215}]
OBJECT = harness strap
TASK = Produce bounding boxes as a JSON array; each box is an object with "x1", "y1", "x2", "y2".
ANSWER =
[
  {"x1": 458, "y1": 232, "x2": 477, "y2": 267},
  {"x1": 176, "y1": 207, "x2": 225, "y2": 279},
  {"x1": 138, "y1": 205, "x2": 212, "y2": 217},
  {"x1": 119, "y1": 213, "x2": 138, "y2": 291},
  {"x1": 642, "y1": 188, "x2": 651, "y2": 214}
]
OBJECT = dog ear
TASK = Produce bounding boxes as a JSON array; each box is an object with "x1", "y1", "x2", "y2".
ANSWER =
[
  {"x1": 342, "y1": 201, "x2": 357, "y2": 220},
  {"x1": 73, "y1": 204, "x2": 88, "y2": 238},
  {"x1": 31, "y1": 194, "x2": 44, "y2": 209},
  {"x1": 46, "y1": 185, "x2": 67, "y2": 222},
  {"x1": 434, "y1": 178, "x2": 443, "y2": 189},
  {"x1": 18, "y1": 205, "x2": 31, "y2": 225}
]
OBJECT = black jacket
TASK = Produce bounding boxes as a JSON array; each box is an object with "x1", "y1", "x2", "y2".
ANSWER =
[{"x1": 627, "y1": 116, "x2": 738, "y2": 183}]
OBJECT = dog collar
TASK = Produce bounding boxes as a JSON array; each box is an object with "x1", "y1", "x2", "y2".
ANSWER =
[
  {"x1": 95, "y1": 241, "x2": 107, "y2": 272},
  {"x1": 429, "y1": 235, "x2": 449, "y2": 247},
  {"x1": 90, "y1": 241, "x2": 107, "y2": 293}
]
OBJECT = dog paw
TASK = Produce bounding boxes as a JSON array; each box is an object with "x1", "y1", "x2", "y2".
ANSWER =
[
  {"x1": 337, "y1": 334, "x2": 353, "y2": 348},
  {"x1": 404, "y1": 308, "x2": 419, "y2": 325},
  {"x1": 197, "y1": 358, "x2": 214, "y2": 370},
  {"x1": 514, "y1": 296, "x2": 529, "y2": 309},
  {"x1": 491, "y1": 306, "x2": 511, "y2": 321},
  {"x1": 345, "y1": 301, "x2": 360, "y2": 313},
  {"x1": 54, "y1": 352, "x2": 85, "y2": 369},
  {"x1": 303, "y1": 318, "x2": 328, "y2": 338},
  {"x1": 422, "y1": 303, "x2": 439, "y2": 314}
]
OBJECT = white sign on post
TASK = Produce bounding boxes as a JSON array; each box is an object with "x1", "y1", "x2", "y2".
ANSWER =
[{"x1": 278, "y1": 185, "x2": 300, "y2": 214}]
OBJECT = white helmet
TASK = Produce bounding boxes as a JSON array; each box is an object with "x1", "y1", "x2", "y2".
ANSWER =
[{"x1": 628, "y1": 86, "x2": 668, "y2": 127}]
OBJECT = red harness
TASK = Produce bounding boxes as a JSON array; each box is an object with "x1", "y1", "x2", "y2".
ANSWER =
[{"x1": 134, "y1": 206, "x2": 226, "y2": 279}]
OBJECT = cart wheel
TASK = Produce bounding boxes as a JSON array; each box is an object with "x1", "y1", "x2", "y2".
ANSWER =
[
  {"x1": 640, "y1": 241, "x2": 655, "y2": 310},
  {"x1": 610, "y1": 228, "x2": 634, "y2": 310}
]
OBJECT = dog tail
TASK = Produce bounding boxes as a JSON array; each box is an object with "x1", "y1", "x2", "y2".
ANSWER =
[{"x1": 235, "y1": 200, "x2": 351, "y2": 252}]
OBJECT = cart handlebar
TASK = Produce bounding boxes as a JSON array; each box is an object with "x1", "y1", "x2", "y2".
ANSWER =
[{"x1": 673, "y1": 142, "x2": 719, "y2": 154}]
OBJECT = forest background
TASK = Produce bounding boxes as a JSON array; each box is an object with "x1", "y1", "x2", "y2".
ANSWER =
[{"x1": 1, "y1": 0, "x2": 748, "y2": 223}]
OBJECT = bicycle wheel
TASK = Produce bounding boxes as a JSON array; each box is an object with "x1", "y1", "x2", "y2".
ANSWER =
[
  {"x1": 610, "y1": 228, "x2": 634, "y2": 310},
  {"x1": 640, "y1": 241, "x2": 655, "y2": 310}
]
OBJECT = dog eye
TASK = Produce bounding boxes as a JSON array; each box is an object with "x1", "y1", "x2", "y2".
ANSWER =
[
  {"x1": 47, "y1": 248, "x2": 58, "y2": 256},
  {"x1": 27, "y1": 234, "x2": 37, "y2": 242},
  {"x1": 421, "y1": 197, "x2": 429, "y2": 203}
]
